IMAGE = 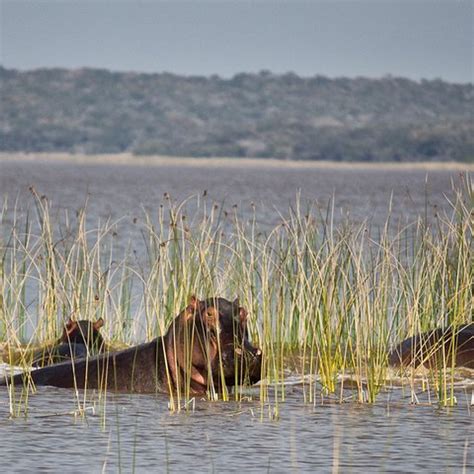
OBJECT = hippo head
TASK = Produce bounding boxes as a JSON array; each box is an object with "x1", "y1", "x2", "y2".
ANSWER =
[
  {"x1": 60, "y1": 318, "x2": 105, "y2": 352},
  {"x1": 164, "y1": 296, "x2": 262, "y2": 395}
]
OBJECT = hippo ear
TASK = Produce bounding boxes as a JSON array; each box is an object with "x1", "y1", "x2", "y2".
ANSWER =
[
  {"x1": 234, "y1": 298, "x2": 248, "y2": 324},
  {"x1": 93, "y1": 318, "x2": 104, "y2": 331},
  {"x1": 239, "y1": 307, "x2": 248, "y2": 326},
  {"x1": 63, "y1": 318, "x2": 78, "y2": 339},
  {"x1": 183, "y1": 296, "x2": 200, "y2": 321},
  {"x1": 188, "y1": 295, "x2": 200, "y2": 309}
]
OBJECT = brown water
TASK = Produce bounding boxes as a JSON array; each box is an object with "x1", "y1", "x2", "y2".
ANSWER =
[{"x1": 0, "y1": 156, "x2": 473, "y2": 472}]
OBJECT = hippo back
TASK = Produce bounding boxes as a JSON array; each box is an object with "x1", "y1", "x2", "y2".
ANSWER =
[{"x1": 389, "y1": 324, "x2": 474, "y2": 369}]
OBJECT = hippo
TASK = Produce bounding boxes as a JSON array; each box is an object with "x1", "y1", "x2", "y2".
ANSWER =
[
  {"x1": 30, "y1": 318, "x2": 106, "y2": 367},
  {"x1": 1, "y1": 297, "x2": 262, "y2": 395},
  {"x1": 388, "y1": 323, "x2": 474, "y2": 369}
]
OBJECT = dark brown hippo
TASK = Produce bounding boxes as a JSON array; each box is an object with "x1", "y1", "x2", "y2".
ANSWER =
[
  {"x1": 1, "y1": 297, "x2": 262, "y2": 395},
  {"x1": 388, "y1": 323, "x2": 474, "y2": 369},
  {"x1": 31, "y1": 318, "x2": 106, "y2": 367}
]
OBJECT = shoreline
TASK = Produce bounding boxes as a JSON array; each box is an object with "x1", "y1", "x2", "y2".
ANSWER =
[{"x1": 0, "y1": 152, "x2": 473, "y2": 171}]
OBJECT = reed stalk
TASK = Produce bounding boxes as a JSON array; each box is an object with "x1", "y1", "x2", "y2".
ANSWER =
[{"x1": 0, "y1": 175, "x2": 472, "y2": 415}]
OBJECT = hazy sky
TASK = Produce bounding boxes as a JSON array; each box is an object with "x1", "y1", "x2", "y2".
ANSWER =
[{"x1": 1, "y1": 0, "x2": 472, "y2": 83}]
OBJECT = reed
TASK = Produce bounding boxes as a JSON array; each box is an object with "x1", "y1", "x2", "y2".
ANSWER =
[{"x1": 0, "y1": 174, "x2": 472, "y2": 415}]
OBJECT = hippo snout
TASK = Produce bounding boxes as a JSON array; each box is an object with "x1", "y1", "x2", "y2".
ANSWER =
[
  {"x1": 236, "y1": 342, "x2": 263, "y2": 385},
  {"x1": 219, "y1": 341, "x2": 262, "y2": 386},
  {"x1": 246, "y1": 346, "x2": 263, "y2": 385}
]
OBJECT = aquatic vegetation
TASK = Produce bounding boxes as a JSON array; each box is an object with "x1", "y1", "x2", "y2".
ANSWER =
[{"x1": 0, "y1": 174, "x2": 472, "y2": 416}]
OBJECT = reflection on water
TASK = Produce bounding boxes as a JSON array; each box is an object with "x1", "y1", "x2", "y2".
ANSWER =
[{"x1": 0, "y1": 157, "x2": 472, "y2": 472}]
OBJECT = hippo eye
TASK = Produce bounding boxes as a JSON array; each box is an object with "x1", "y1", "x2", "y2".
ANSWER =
[{"x1": 204, "y1": 307, "x2": 219, "y2": 330}]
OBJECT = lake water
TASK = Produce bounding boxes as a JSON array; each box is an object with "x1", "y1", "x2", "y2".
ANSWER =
[
  {"x1": 0, "y1": 156, "x2": 467, "y2": 230},
  {"x1": 0, "y1": 155, "x2": 473, "y2": 472},
  {"x1": 0, "y1": 155, "x2": 469, "y2": 264},
  {"x1": 0, "y1": 383, "x2": 472, "y2": 473}
]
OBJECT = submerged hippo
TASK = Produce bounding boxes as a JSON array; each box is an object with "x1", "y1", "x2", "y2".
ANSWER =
[
  {"x1": 389, "y1": 323, "x2": 474, "y2": 369},
  {"x1": 1, "y1": 297, "x2": 262, "y2": 395},
  {"x1": 31, "y1": 318, "x2": 106, "y2": 367}
]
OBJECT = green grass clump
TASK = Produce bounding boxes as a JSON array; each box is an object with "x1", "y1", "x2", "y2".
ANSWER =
[{"x1": 0, "y1": 175, "x2": 472, "y2": 415}]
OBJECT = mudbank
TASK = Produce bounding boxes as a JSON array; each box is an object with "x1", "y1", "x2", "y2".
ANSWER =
[
  {"x1": 389, "y1": 324, "x2": 474, "y2": 369},
  {"x1": 1, "y1": 297, "x2": 262, "y2": 395}
]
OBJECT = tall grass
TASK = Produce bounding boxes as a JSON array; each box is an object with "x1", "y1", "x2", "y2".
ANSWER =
[{"x1": 0, "y1": 175, "x2": 472, "y2": 414}]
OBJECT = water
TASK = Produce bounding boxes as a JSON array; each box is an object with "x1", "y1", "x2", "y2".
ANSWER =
[
  {"x1": 0, "y1": 156, "x2": 466, "y2": 263},
  {"x1": 0, "y1": 386, "x2": 472, "y2": 472},
  {"x1": 0, "y1": 156, "x2": 473, "y2": 472},
  {"x1": 0, "y1": 157, "x2": 465, "y2": 227}
]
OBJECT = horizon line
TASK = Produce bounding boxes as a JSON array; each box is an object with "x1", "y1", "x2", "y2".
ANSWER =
[{"x1": 1, "y1": 65, "x2": 472, "y2": 86}]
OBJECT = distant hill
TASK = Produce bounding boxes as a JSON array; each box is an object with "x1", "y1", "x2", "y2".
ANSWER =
[{"x1": 0, "y1": 67, "x2": 472, "y2": 162}]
